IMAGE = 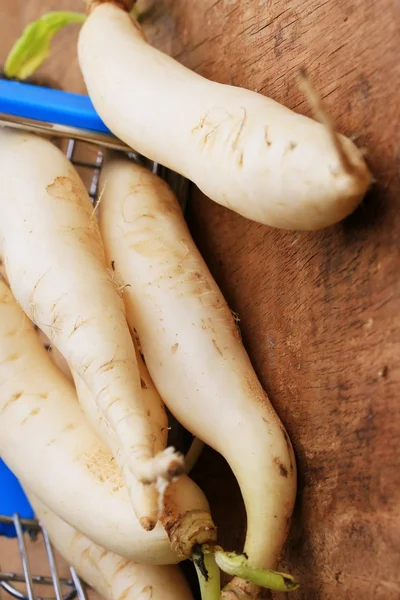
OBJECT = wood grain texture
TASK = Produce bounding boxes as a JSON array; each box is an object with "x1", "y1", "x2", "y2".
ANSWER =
[
  {"x1": 0, "y1": 1, "x2": 399, "y2": 599},
  {"x1": 146, "y1": 1, "x2": 400, "y2": 598}
]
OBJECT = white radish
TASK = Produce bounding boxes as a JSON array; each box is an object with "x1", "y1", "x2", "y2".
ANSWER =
[
  {"x1": 0, "y1": 279, "x2": 211, "y2": 563},
  {"x1": 98, "y1": 157, "x2": 297, "y2": 597},
  {"x1": 72, "y1": 372, "x2": 156, "y2": 531},
  {"x1": 37, "y1": 325, "x2": 165, "y2": 529},
  {"x1": 74, "y1": 367, "x2": 216, "y2": 554},
  {"x1": 78, "y1": 1, "x2": 371, "y2": 231},
  {"x1": 0, "y1": 127, "x2": 183, "y2": 521},
  {"x1": 72, "y1": 334, "x2": 168, "y2": 531},
  {"x1": 38, "y1": 321, "x2": 206, "y2": 531},
  {"x1": 38, "y1": 324, "x2": 204, "y2": 476},
  {"x1": 27, "y1": 492, "x2": 194, "y2": 600}
]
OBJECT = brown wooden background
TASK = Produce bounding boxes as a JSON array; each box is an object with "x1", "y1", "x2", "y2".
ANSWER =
[{"x1": 0, "y1": 1, "x2": 399, "y2": 598}]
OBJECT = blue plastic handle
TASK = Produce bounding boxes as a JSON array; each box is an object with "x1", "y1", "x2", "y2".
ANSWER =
[
  {"x1": 0, "y1": 459, "x2": 34, "y2": 538},
  {"x1": 0, "y1": 79, "x2": 111, "y2": 133}
]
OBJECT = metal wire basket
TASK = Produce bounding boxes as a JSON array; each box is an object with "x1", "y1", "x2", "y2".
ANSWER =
[
  {"x1": 0, "y1": 79, "x2": 191, "y2": 600},
  {"x1": 0, "y1": 514, "x2": 87, "y2": 600}
]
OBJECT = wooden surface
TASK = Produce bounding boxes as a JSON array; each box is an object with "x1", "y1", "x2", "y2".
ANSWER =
[{"x1": 1, "y1": 1, "x2": 400, "y2": 599}]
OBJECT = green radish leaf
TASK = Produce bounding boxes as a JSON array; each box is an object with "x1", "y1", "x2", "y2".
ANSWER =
[{"x1": 4, "y1": 11, "x2": 86, "y2": 81}]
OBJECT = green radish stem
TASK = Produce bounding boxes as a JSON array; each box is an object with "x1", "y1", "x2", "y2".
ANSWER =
[
  {"x1": 214, "y1": 549, "x2": 299, "y2": 592},
  {"x1": 192, "y1": 545, "x2": 221, "y2": 600},
  {"x1": 3, "y1": 6, "x2": 148, "y2": 83},
  {"x1": 192, "y1": 544, "x2": 299, "y2": 598},
  {"x1": 4, "y1": 12, "x2": 86, "y2": 80}
]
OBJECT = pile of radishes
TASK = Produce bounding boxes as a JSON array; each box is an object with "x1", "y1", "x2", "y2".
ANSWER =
[{"x1": 0, "y1": 1, "x2": 371, "y2": 599}]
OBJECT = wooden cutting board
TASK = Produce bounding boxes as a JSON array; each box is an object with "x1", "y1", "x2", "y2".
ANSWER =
[{"x1": 0, "y1": 1, "x2": 399, "y2": 599}]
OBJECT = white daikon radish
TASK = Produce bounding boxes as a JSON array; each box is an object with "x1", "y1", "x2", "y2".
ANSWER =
[
  {"x1": 79, "y1": 2, "x2": 371, "y2": 231},
  {"x1": 0, "y1": 128, "x2": 183, "y2": 523},
  {"x1": 38, "y1": 322, "x2": 207, "y2": 533},
  {"x1": 27, "y1": 493, "x2": 195, "y2": 600},
  {"x1": 0, "y1": 279, "x2": 210, "y2": 564},
  {"x1": 73, "y1": 355, "x2": 165, "y2": 531},
  {"x1": 37, "y1": 325, "x2": 165, "y2": 530},
  {"x1": 98, "y1": 157, "x2": 297, "y2": 598},
  {"x1": 74, "y1": 371, "x2": 217, "y2": 555}
]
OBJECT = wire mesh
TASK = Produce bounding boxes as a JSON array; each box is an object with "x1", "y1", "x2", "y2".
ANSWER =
[
  {"x1": 64, "y1": 137, "x2": 189, "y2": 211},
  {"x1": 0, "y1": 514, "x2": 86, "y2": 600}
]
